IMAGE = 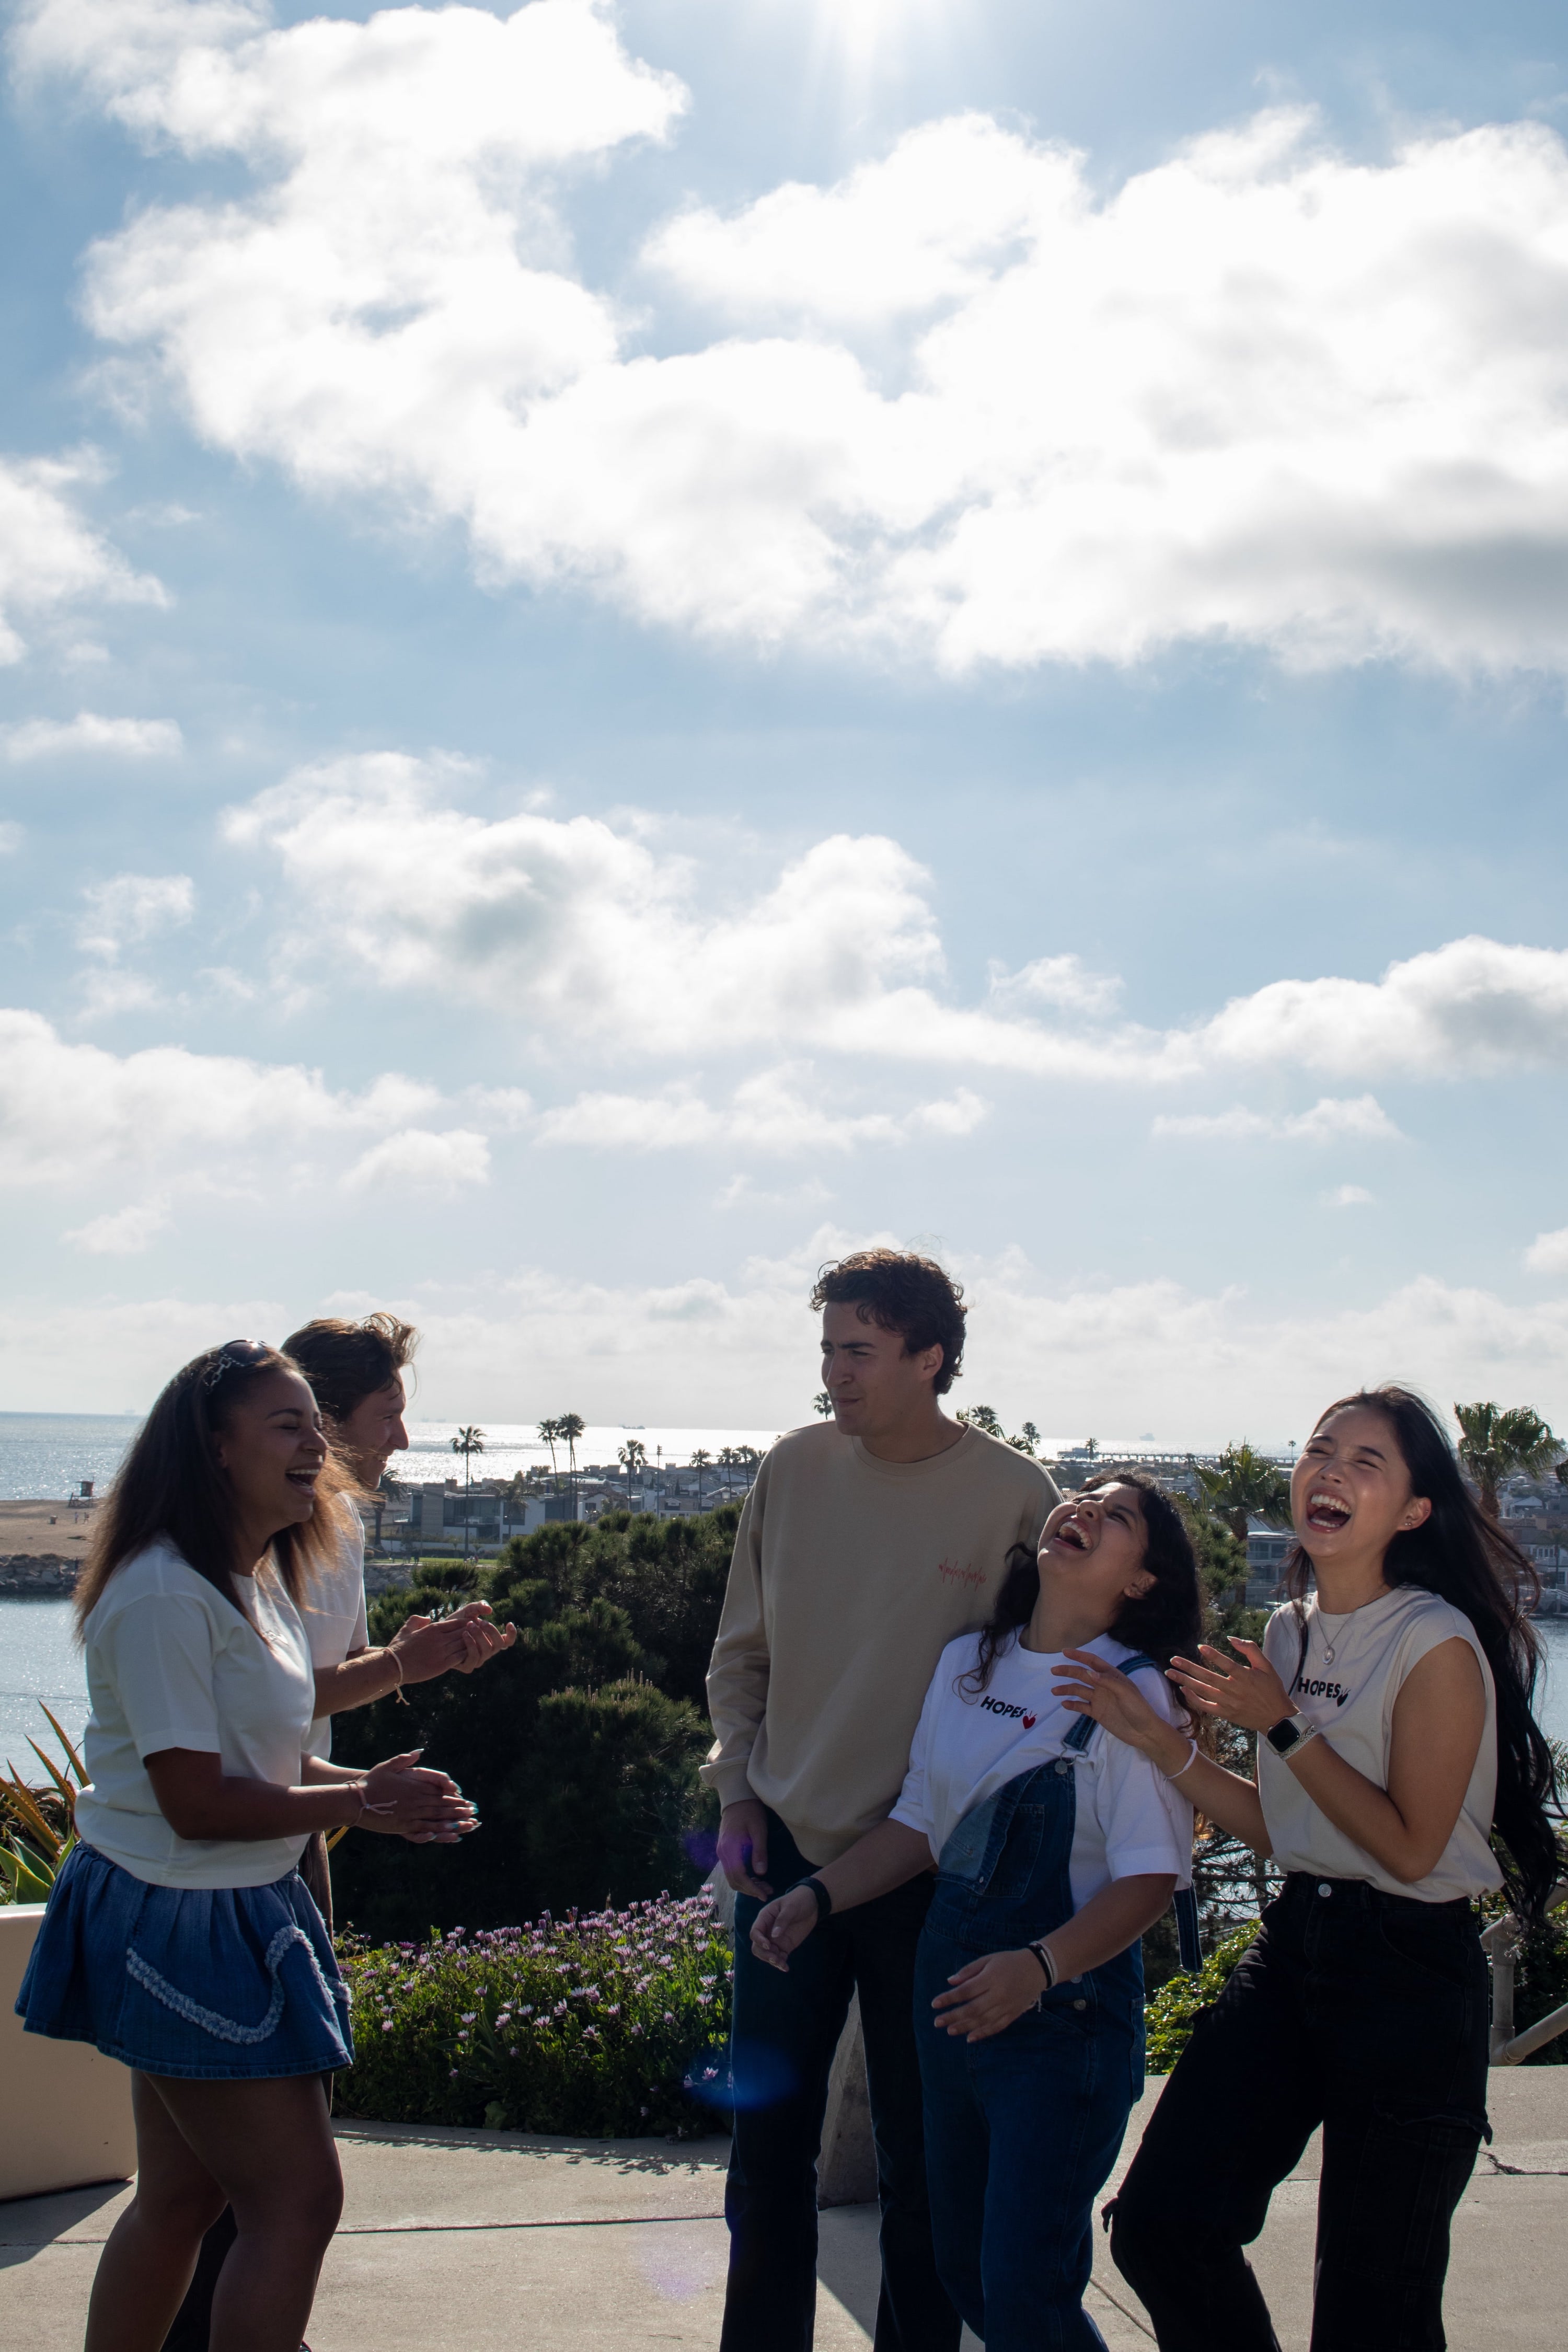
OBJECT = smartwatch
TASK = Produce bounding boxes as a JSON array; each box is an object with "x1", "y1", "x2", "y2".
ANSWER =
[{"x1": 1265, "y1": 1711, "x2": 1321, "y2": 1761}]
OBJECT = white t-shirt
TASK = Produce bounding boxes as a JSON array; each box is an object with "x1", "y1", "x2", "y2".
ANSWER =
[
  {"x1": 298, "y1": 1516, "x2": 369, "y2": 1763},
  {"x1": 890, "y1": 1630, "x2": 1193, "y2": 1916},
  {"x1": 1259, "y1": 1586, "x2": 1502, "y2": 1902},
  {"x1": 75, "y1": 1539, "x2": 316, "y2": 1889}
]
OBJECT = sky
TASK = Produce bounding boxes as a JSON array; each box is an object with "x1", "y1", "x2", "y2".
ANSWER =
[{"x1": 5, "y1": 0, "x2": 1568, "y2": 1441}]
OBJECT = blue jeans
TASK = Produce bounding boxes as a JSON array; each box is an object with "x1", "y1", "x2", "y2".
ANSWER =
[
  {"x1": 916, "y1": 1924, "x2": 1134, "y2": 2351},
  {"x1": 723, "y1": 1809, "x2": 960, "y2": 2352}
]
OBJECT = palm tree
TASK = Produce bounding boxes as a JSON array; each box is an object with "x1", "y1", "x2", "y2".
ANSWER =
[
  {"x1": 537, "y1": 1417, "x2": 561, "y2": 1490},
  {"x1": 1009, "y1": 1421, "x2": 1041, "y2": 1458},
  {"x1": 1192, "y1": 1442, "x2": 1292, "y2": 1547},
  {"x1": 813, "y1": 1390, "x2": 834, "y2": 1417},
  {"x1": 450, "y1": 1425, "x2": 486, "y2": 1557},
  {"x1": 690, "y1": 1448, "x2": 712, "y2": 1508},
  {"x1": 618, "y1": 1438, "x2": 647, "y2": 1496},
  {"x1": 962, "y1": 1404, "x2": 1005, "y2": 1437},
  {"x1": 1454, "y1": 1402, "x2": 1563, "y2": 1518},
  {"x1": 555, "y1": 1412, "x2": 586, "y2": 1514}
]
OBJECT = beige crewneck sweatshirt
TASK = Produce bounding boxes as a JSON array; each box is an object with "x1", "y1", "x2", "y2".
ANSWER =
[{"x1": 702, "y1": 1420, "x2": 1059, "y2": 1864}]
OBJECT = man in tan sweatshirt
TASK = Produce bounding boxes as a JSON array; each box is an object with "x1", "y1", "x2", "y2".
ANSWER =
[{"x1": 705, "y1": 1249, "x2": 1058, "y2": 2352}]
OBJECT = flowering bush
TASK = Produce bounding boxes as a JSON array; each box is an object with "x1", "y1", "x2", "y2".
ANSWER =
[{"x1": 335, "y1": 1888, "x2": 733, "y2": 2137}]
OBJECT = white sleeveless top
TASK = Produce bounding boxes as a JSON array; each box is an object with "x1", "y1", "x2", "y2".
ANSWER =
[{"x1": 1258, "y1": 1585, "x2": 1501, "y2": 1903}]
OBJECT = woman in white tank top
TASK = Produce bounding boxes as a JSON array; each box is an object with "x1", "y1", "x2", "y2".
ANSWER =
[{"x1": 1052, "y1": 1384, "x2": 1559, "y2": 2352}]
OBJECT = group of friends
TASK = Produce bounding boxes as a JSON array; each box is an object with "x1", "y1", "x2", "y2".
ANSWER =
[{"x1": 15, "y1": 1251, "x2": 1559, "y2": 2352}]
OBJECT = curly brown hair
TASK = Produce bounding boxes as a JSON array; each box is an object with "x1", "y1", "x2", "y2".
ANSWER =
[{"x1": 809, "y1": 1249, "x2": 967, "y2": 1394}]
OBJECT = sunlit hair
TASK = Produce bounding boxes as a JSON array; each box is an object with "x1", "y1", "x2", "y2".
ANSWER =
[
  {"x1": 1288, "y1": 1385, "x2": 1560, "y2": 1924},
  {"x1": 960, "y1": 1472, "x2": 1204, "y2": 1697},
  {"x1": 281, "y1": 1311, "x2": 418, "y2": 1427},
  {"x1": 74, "y1": 1341, "x2": 357, "y2": 1635},
  {"x1": 809, "y1": 1249, "x2": 967, "y2": 1394}
]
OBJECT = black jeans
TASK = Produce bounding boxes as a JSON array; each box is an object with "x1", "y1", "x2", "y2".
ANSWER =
[
  {"x1": 1110, "y1": 1873, "x2": 1490, "y2": 2352},
  {"x1": 722, "y1": 1809, "x2": 961, "y2": 2352}
]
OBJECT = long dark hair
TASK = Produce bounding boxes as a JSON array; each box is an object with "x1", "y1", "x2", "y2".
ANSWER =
[
  {"x1": 75, "y1": 1340, "x2": 355, "y2": 1634},
  {"x1": 961, "y1": 1472, "x2": 1204, "y2": 1696},
  {"x1": 1288, "y1": 1386, "x2": 1560, "y2": 1924}
]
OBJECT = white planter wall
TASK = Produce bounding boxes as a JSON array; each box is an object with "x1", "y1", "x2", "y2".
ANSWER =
[{"x1": 0, "y1": 1903, "x2": 135, "y2": 2201}]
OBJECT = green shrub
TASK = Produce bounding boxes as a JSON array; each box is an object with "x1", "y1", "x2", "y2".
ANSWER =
[
  {"x1": 335, "y1": 1890, "x2": 732, "y2": 2136},
  {"x1": 1144, "y1": 1920, "x2": 1259, "y2": 2074},
  {"x1": 329, "y1": 1511, "x2": 738, "y2": 1942}
]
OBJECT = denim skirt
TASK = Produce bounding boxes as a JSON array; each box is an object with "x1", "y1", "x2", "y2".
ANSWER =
[{"x1": 15, "y1": 1842, "x2": 353, "y2": 2080}]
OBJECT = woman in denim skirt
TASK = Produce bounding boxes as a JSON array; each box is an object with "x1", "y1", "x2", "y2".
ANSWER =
[
  {"x1": 1058, "y1": 1386, "x2": 1561, "y2": 2352},
  {"x1": 749, "y1": 1475, "x2": 1205, "y2": 2351},
  {"x1": 16, "y1": 1340, "x2": 478, "y2": 2352}
]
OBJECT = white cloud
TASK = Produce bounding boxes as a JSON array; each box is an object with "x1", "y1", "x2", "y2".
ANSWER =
[
  {"x1": 1152, "y1": 1095, "x2": 1401, "y2": 1144},
  {"x1": 1525, "y1": 1227, "x2": 1568, "y2": 1276},
  {"x1": 64, "y1": 1195, "x2": 173, "y2": 1254},
  {"x1": 78, "y1": 871, "x2": 194, "y2": 958},
  {"x1": 0, "y1": 1005, "x2": 440, "y2": 1187},
  {"x1": 536, "y1": 1067, "x2": 987, "y2": 1153},
  {"x1": 225, "y1": 753, "x2": 947, "y2": 1055},
  {"x1": 180, "y1": 1247, "x2": 1568, "y2": 1438},
  {"x1": 0, "y1": 453, "x2": 164, "y2": 663},
  {"x1": 987, "y1": 953, "x2": 1121, "y2": 1018},
  {"x1": 3, "y1": 713, "x2": 182, "y2": 760},
  {"x1": 1321, "y1": 1183, "x2": 1375, "y2": 1208},
  {"x1": 0, "y1": 824, "x2": 20, "y2": 855},
  {"x1": 341, "y1": 1126, "x2": 491, "y2": 1195},
  {"x1": 228, "y1": 756, "x2": 1568, "y2": 1087},
  {"x1": 31, "y1": 3, "x2": 1568, "y2": 673},
  {"x1": 0, "y1": 1287, "x2": 291, "y2": 1413},
  {"x1": 7, "y1": 1215, "x2": 1568, "y2": 1431}
]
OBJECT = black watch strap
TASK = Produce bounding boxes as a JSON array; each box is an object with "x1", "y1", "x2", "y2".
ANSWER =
[{"x1": 804, "y1": 1876, "x2": 834, "y2": 1920}]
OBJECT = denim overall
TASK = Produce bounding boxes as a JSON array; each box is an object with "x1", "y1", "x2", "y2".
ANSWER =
[{"x1": 913, "y1": 1657, "x2": 1196, "y2": 2352}]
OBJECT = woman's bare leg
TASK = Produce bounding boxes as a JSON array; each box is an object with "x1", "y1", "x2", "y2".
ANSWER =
[
  {"x1": 86, "y1": 2071, "x2": 343, "y2": 2352},
  {"x1": 84, "y1": 2072, "x2": 228, "y2": 2352}
]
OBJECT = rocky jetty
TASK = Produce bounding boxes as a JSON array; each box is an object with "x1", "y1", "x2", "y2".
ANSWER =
[{"x1": 0, "y1": 1555, "x2": 79, "y2": 1596}]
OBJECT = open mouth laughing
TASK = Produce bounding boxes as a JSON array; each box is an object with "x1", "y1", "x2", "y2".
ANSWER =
[
  {"x1": 1054, "y1": 1517, "x2": 1091, "y2": 1552},
  {"x1": 1304, "y1": 1489, "x2": 1352, "y2": 1534}
]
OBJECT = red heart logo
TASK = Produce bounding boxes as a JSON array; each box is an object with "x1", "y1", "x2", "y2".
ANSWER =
[{"x1": 1021, "y1": 1712, "x2": 1036, "y2": 1730}]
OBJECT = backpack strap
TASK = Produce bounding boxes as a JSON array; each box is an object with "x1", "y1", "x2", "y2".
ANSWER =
[
  {"x1": 1062, "y1": 1651, "x2": 1205, "y2": 1974},
  {"x1": 1172, "y1": 1886, "x2": 1203, "y2": 1974}
]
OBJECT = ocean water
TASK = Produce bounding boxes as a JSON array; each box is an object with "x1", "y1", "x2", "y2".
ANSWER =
[
  {"x1": 0, "y1": 1414, "x2": 795, "y2": 1502},
  {"x1": 8, "y1": 1597, "x2": 1568, "y2": 1787},
  {"x1": 0, "y1": 1414, "x2": 144, "y2": 1502}
]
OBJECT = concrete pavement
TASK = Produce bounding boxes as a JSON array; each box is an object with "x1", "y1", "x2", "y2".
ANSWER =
[{"x1": 4, "y1": 2070, "x2": 1566, "y2": 2348}]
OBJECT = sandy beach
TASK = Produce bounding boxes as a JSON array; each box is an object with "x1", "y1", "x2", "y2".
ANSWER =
[{"x1": 0, "y1": 1498, "x2": 98, "y2": 1560}]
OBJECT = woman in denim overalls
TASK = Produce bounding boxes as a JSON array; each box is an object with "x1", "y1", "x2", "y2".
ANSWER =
[{"x1": 752, "y1": 1474, "x2": 1204, "y2": 2351}]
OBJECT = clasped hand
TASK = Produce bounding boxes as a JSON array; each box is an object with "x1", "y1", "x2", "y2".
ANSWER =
[
  {"x1": 361, "y1": 1748, "x2": 479, "y2": 1843},
  {"x1": 392, "y1": 1601, "x2": 516, "y2": 1681}
]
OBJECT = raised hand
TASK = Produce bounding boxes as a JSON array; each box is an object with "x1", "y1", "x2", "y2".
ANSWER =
[
  {"x1": 750, "y1": 1885, "x2": 821, "y2": 1971},
  {"x1": 391, "y1": 1602, "x2": 517, "y2": 1685},
  {"x1": 1166, "y1": 1638, "x2": 1293, "y2": 1733},
  {"x1": 1051, "y1": 1648, "x2": 1174, "y2": 1760}
]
